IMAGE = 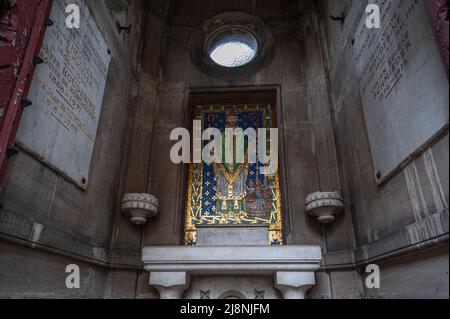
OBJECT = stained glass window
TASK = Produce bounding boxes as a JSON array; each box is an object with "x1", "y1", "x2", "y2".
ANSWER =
[
  {"x1": 184, "y1": 103, "x2": 283, "y2": 246},
  {"x1": 207, "y1": 29, "x2": 258, "y2": 68}
]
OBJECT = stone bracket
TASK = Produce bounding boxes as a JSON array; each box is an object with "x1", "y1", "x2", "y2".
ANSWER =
[
  {"x1": 274, "y1": 271, "x2": 316, "y2": 299},
  {"x1": 150, "y1": 272, "x2": 191, "y2": 299}
]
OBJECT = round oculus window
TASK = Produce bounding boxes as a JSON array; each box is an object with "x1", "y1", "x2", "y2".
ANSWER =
[{"x1": 207, "y1": 29, "x2": 258, "y2": 68}]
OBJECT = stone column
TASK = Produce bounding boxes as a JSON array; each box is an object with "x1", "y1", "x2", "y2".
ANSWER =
[
  {"x1": 275, "y1": 272, "x2": 316, "y2": 299},
  {"x1": 149, "y1": 272, "x2": 191, "y2": 299}
]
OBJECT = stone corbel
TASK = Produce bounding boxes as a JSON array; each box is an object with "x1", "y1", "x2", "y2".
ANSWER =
[
  {"x1": 305, "y1": 191, "x2": 344, "y2": 224},
  {"x1": 150, "y1": 272, "x2": 191, "y2": 299},
  {"x1": 121, "y1": 193, "x2": 159, "y2": 225},
  {"x1": 275, "y1": 271, "x2": 316, "y2": 299}
]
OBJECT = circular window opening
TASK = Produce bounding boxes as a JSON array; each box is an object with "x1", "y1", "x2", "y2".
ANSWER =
[{"x1": 207, "y1": 29, "x2": 258, "y2": 68}]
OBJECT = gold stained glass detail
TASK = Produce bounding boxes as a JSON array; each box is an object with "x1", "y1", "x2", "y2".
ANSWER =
[{"x1": 184, "y1": 103, "x2": 283, "y2": 245}]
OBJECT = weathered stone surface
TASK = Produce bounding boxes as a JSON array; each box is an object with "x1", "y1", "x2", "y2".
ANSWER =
[
  {"x1": 142, "y1": 245, "x2": 322, "y2": 299},
  {"x1": 352, "y1": 0, "x2": 449, "y2": 184},
  {"x1": 322, "y1": 0, "x2": 449, "y2": 299},
  {"x1": 0, "y1": 0, "x2": 447, "y2": 300},
  {"x1": 16, "y1": 0, "x2": 112, "y2": 189},
  {"x1": 0, "y1": 0, "x2": 146, "y2": 299},
  {"x1": 185, "y1": 275, "x2": 282, "y2": 299}
]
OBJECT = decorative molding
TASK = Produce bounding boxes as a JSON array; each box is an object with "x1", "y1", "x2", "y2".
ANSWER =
[
  {"x1": 200, "y1": 290, "x2": 211, "y2": 299},
  {"x1": 219, "y1": 290, "x2": 246, "y2": 299},
  {"x1": 254, "y1": 289, "x2": 265, "y2": 299},
  {"x1": 0, "y1": 208, "x2": 447, "y2": 273}
]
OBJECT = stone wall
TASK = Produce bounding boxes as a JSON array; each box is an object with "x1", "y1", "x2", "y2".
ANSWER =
[
  {"x1": 124, "y1": 0, "x2": 359, "y2": 299},
  {"x1": 0, "y1": 0, "x2": 146, "y2": 298},
  {"x1": 0, "y1": 0, "x2": 447, "y2": 299},
  {"x1": 321, "y1": 0, "x2": 449, "y2": 299}
]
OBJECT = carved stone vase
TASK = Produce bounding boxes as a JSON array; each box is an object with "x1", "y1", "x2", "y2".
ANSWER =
[
  {"x1": 305, "y1": 191, "x2": 344, "y2": 224},
  {"x1": 121, "y1": 193, "x2": 159, "y2": 225}
]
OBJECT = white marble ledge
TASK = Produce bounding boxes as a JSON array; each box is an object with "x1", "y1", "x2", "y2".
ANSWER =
[
  {"x1": 142, "y1": 245, "x2": 322, "y2": 273},
  {"x1": 142, "y1": 245, "x2": 322, "y2": 299}
]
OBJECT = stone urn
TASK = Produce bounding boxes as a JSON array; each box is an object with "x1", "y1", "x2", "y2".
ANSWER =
[
  {"x1": 305, "y1": 191, "x2": 344, "y2": 224},
  {"x1": 121, "y1": 193, "x2": 159, "y2": 225}
]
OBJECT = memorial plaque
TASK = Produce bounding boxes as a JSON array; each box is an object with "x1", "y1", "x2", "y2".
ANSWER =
[
  {"x1": 353, "y1": 0, "x2": 449, "y2": 184},
  {"x1": 16, "y1": 0, "x2": 111, "y2": 189}
]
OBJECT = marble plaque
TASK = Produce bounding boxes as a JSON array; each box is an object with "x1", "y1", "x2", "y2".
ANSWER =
[
  {"x1": 196, "y1": 225, "x2": 270, "y2": 246},
  {"x1": 353, "y1": 0, "x2": 449, "y2": 184},
  {"x1": 16, "y1": 0, "x2": 111, "y2": 189}
]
